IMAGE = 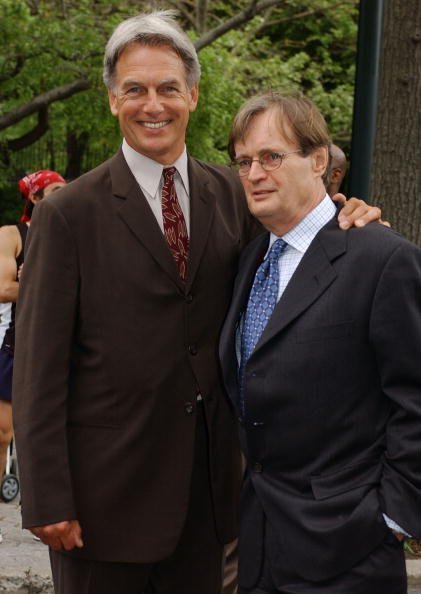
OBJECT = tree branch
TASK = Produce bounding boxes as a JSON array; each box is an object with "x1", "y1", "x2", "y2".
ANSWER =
[
  {"x1": 0, "y1": 79, "x2": 91, "y2": 131},
  {"x1": 194, "y1": 0, "x2": 283, "y2": 50},
  {"x1": 255, "y1": 1, "x2": 356, "y2": 35},
  {"x1": 7, "y1": 106, "x2": 49, "y2": 151},
  {"x1": 0, "y1": 55, "x2": 26, "y2": 85}
]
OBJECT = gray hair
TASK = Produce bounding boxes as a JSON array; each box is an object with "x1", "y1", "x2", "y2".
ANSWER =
[{"x1": 103, "y1": 10, "x2": 201, "y2": 90}]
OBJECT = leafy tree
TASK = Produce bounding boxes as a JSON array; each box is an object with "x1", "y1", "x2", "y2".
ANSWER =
[{"x1": 0, "y1": 0, "x2": 359, "y2": 223}]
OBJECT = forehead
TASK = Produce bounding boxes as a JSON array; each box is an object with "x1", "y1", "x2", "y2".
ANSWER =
[
  {"x1": 43, "y1": 181, "x2": 65, "y2": 195},
  {"x1": 237, "y1": 107, "x2": 295, "y2": 153},
  {"x1": 115, "y1": 43, "x2": 187, "y2": 82}
]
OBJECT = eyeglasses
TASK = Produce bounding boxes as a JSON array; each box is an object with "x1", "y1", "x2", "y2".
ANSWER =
[{"x1": 231, "y1": 150, "x2": 302, "y2": 176}]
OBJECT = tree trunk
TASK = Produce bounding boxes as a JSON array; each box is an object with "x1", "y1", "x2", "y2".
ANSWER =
[
  {"x1": 65, "y1": 130, "x2": 89, "y2": 180},
  {"x1": 371, "y1": 0, "x2": 421, "y2": 245}
]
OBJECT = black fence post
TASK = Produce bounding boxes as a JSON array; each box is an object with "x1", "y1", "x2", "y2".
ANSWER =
[{"x1": 348, "y1": 0, "x2": 384, "y2": 200}]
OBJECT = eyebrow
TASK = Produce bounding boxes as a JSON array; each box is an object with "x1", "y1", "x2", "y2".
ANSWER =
[
  {"x1": 235, "y1": 148, "x2": 287, "y2": 159},
  {"x1": 120, "y1": 77, "x2": 181, "y2": 89}
]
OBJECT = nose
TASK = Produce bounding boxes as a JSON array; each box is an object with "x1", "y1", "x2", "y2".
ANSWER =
[
  {"x1": 247, "y1": 159, "x2": 267, "y2": 182},
  {"x1": 142, "y1": 90, "x2": 164, "y2": 114}
]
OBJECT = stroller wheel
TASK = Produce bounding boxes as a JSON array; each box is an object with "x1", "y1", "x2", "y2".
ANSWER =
[{"x1": 1, "y1": 474, "x2": 19, "y2": 502}]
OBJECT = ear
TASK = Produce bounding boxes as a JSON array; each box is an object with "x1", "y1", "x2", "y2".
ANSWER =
[
  {"x1": 330, "y1": 167, "x2": 342, "y2": 183},
  {"x1": 188, "y1": 83, "x2": 199, "y2": 113},
  {"x1": 28, "y1": 192, "x2": 39, "y2": 205},
  {"x1": 108, "y1": 88, "x2": 119, "y2": 117},
  {"x1": 313, "y1": 146, "x2": 329, "y2": 177}
]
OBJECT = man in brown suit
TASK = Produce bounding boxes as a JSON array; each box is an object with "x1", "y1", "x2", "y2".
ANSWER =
[{"x1": 12, "y1": 10, "x2": 381, "y2": 594}]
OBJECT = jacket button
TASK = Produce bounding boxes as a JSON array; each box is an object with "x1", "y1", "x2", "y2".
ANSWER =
[
  {"x1": 185, "y1": 293, "x2": 193, "y2": 303},
  {"x1": 252, "y1": 462, "x2": 263, "y2": 473},
  {"x1": 184, "y1": 401, "x2": 195, "y2": 414},
  {"x1": 188, "y1": 344, "x2": 198, "y2": 355}
]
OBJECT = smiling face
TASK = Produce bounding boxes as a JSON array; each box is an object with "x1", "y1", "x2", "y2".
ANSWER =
[
  {"x1": 108, "y1": 43, "x2": 199, "y2": 165},
  {"x1": 234, "y1": 107, "x2": 328, "y2": 235}
]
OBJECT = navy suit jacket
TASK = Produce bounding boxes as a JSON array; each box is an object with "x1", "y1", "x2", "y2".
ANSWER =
[{"x1": 220, "y1": 216, "x2": 421, "y2": 585}]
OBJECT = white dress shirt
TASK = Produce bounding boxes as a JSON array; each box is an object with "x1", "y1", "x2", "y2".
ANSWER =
[
  {"x1": 122, "y1": 139, "x2": 191, "y2": 236},
  {"x1": 269, "y1": 194, "x2": 336, "y2": 301}
]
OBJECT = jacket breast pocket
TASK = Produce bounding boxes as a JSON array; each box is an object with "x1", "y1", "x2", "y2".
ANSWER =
[
  {"x1": 310, "y1": 457, "x2": 382, "y2": 500},
  {"x1": 296, "y1": 320, "x2": 354, "y2": 343}
]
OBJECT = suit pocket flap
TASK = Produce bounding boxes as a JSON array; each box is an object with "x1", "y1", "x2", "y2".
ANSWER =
[{"x1": 311, "y1": 458, "x2": 382, "y2": 500}]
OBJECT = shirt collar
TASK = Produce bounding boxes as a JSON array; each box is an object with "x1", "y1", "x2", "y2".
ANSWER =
[
  {"x1": 269, "y1": 194, "x2": 336, "y2": 253},
  {"x1": 122, "y1": 139, "x2": 190, "y2": 197}
]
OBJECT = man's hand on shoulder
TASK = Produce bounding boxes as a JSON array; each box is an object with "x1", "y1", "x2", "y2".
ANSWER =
[
  {"x1": 332, "y1": 194, "x2": 390, "y2": 230},
  {"x1": 31, "y1": 519, "x2": 84, "y2": 551}
]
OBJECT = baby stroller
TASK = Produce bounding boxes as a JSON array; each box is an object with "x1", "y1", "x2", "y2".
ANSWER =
[{"x1": 1, "y1": 437, "x2": 19, "y2": 502}]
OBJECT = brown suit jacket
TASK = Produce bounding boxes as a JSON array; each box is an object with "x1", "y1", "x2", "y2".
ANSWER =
[{"x1": 13, "y1": 149, "x2": 259, "y2": 562}]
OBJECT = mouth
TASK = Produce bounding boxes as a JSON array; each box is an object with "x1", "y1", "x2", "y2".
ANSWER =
[
  {"x1": 140, "y1": 120, "x2": 170, "y2": 129},
  {"x1": 252, "y1": 189, "x2": 273, "y2": 199}
]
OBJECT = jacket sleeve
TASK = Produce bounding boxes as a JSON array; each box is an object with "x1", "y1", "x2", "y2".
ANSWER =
[
  {"x1": 13, "y1": 198, "x2": 79, "y2": 528},
  {"x1": 371, "y1": 239, "x2": 421, "y2": 538}
]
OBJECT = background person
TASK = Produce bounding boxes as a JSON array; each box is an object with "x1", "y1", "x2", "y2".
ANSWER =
[
  {"x1": 219, "y1": 91, "x2": 421, "y2": 594},
  {"x1": 13, "y1": 11, "x2": 382, "y2": 594},
  {"x1": 326, "y1": 143, "x2": 347, "y2": 196},
  {"x1": 0, "y1": 170, "x2": 65, "y2": 542}
]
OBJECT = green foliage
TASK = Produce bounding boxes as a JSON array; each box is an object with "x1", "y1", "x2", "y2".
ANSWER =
[{"x1": 0, "y1": 0, "x2": 359, "y2": 222}]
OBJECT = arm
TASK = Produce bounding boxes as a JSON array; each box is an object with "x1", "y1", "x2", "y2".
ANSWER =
[
  {"x1": 13, "y1": 200, "x2": 83, "y2": 550},
  {"x1": 370, "y1": 240, "x2": 421, "y2": 537},
  {"x1": 0, "y1": 226, "x2": 20, "y2": 302}
]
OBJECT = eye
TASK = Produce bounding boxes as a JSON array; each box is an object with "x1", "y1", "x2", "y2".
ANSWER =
[
  {"x1": 237, "y1": 158, "x2": 252, "y2": 168},
  {"x1": 268, "y1": 152, "x2": 281, "y2": 163},
  {"x1": 159, "y1": 85, "x2": 179, "y2": 96},
  {"x1": 124, "y1": 86, "x2": 144, "y2": 98}
]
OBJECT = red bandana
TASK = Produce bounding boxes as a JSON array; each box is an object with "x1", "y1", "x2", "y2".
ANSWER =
[{"x1": 18, "y1": 170, "x2": 65, "y2": 222}]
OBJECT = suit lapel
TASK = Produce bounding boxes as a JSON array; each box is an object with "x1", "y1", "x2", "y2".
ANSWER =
[
  {"x1": 219, "y1": 234, "x2": 269, "y2": 405},
  {"x1": 109, "y1": 151, "x2": 218, "y2": 290},
  {"x1": 253, "y1": 219, "x2": 347, "y2": 354},
  {"x1": 185, "y1": 157, "x2": 216, "y2": 289},
  {"x1": 109, "y1": 150, "x2": 186, "y2": 288}
]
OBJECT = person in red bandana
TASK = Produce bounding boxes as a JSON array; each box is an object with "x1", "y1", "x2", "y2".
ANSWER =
[{"x1": 0, "y1": 170, "x2": 65, "y2": 540}]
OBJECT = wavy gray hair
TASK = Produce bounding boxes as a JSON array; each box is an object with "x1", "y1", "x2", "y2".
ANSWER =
[{"x1": 103, "y1": 10, "x2": 201, "y2": 91}]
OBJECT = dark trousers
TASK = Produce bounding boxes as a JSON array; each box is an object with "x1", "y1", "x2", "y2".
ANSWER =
[
  {"x1": 239, "y1": 527, "x2": 407, "y2": 594},
  {"x1": 50, "y1": 403, "x2": 224, "y2": 594}
]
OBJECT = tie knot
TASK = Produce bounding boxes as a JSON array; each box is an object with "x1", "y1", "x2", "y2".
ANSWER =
[
  {"x1": 163, "y1": 167, "x2": 176, "y2": 182},
  {"x1": 267, "y1": 238, "x2": 287, "y2": 263}
]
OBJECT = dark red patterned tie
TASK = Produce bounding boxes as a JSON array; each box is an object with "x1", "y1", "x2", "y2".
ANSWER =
[{"x1": 161, "y1": 167, "x2": 189, "y2": 281}]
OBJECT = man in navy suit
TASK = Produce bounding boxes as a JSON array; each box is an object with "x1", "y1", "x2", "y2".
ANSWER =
[{"x1": 219, "y1": 91, "x2": 421, "y2": 594}]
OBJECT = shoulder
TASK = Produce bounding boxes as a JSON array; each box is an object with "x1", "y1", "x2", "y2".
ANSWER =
[
  {"x1": 320, "y1": 216, "x2": 419, "y2": 256},
  {"x1": 347, "y1": 221, "x2": 420, "y2": 257},
  {"x1": 188, "y1": 156, "x2": 244, "y2": 193},
  {"x1": 49, "y1": 155, "x2": 117, "y2": 203},
  {"x1": 34, "y1": 153, "x2": 124, "y2": 224},
  {"x1": 0, "y1": 225, "x2": 20, "y2": 256},
  {"x1": 319, "y1": 220, "x2": 421, "y2": 278}
]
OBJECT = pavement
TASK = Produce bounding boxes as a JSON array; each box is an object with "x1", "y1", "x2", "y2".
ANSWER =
[
  {"x1": 0, "y1": 501, "x2": 52, "y2": 593},
  {"x1": 2, "y1": 500, "x2": 421, "y2": 593}
]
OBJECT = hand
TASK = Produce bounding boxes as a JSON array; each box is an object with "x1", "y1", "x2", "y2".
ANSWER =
[
  {"x1": 333, "y1": 194, "x2": 384, "y2": 230},
  {"x1": 31, "y1": 520, "x2": 84, "y2": 551}
]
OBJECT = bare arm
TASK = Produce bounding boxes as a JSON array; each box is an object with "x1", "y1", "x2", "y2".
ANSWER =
[{"x1": 0, "y1": 226, "x2": 20, "y2": 303}]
